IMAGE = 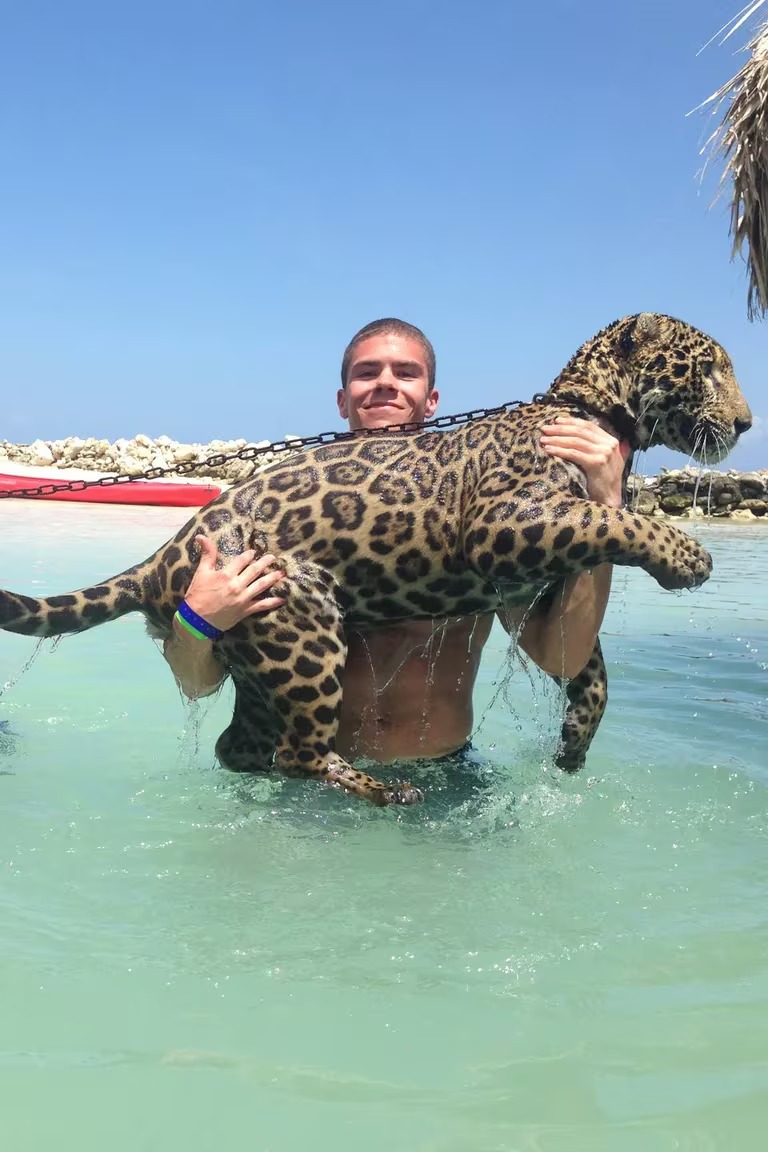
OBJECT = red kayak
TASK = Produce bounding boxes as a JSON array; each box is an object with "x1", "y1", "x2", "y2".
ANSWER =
[{"x1": 0, "y1": 471, "x2": 222, "y2": 507}]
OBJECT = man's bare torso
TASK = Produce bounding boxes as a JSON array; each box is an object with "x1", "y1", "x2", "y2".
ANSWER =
[{"x1": 336, "y1": 614, "x2": 498, "y2": 762}]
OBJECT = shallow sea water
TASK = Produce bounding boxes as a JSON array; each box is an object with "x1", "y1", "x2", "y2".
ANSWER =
[{"x1": 1, "y1": 502, "x2": 766, "y2": 1151}]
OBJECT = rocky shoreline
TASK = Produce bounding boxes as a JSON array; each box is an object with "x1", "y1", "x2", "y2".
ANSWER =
[
  {"x1": 0, "y1": 434, "x2": 295, "y2": 486},
  {"x1": 626, "y1": 469, "x2": 767, "y2": 520},
  {"x1": 1, "y1": 435, "x2": 766, "y2": 519}
]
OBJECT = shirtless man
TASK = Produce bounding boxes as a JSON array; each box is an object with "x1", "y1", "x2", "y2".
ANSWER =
[{"x1": 164, "y1": 318, "x2": 628, "y2": 763}]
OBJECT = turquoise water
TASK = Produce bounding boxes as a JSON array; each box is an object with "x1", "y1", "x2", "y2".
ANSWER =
[{"x1": 1, "y1": 502, "x2": 767, "y2": 1150}]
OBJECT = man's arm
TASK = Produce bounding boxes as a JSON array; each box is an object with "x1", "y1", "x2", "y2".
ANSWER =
[
  {"x1": 514, "y1": 565, "x2": 614, "y2": 678},
  {"x1": 502, "y1": 418, "x2": 630, "y2": 678},
  {"x1": 163, "y1": 536, "x2": 285, "y2": 699},
  {"x1": 164, "y1": 617, "x2": 228, "y2": 699}
]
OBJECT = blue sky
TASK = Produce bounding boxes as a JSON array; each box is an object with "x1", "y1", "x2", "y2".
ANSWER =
[{"x1": 2, "y1": 0, "x2": 765, "y2": 470}]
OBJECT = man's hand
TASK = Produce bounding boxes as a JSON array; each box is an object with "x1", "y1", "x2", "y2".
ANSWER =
[
  {"x1": 184, "y1": 535, "x2": 286, "y2": 632},
  {"x1": 540, "y1": 417, "x2": 631, "y2": 508}
]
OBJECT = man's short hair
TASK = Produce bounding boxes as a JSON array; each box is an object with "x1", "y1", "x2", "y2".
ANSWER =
[{"x1": 340, "y1": 318, "x2": 436, "y2": 391}]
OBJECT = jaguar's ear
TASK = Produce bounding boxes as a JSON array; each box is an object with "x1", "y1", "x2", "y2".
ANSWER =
[{"x1": 618, "y1": 313, "x2": 661, "y2": 359}]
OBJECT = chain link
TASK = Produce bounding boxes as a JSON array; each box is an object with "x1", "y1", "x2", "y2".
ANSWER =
[{"x1": 0, "y1": 395, "x2": 555, "y2": 500}]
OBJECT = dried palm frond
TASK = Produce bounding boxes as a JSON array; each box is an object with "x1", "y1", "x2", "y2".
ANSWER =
[{"x1": 697, "y1": 1, "x2": 768, "y2": 319}]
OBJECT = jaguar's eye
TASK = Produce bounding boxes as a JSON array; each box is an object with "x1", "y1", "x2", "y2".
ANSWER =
[{"x1": 699, "y1": 359, "x2": 714, "y2": 376}]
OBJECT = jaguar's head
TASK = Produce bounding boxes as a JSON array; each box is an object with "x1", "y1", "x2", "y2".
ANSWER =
[
  {"x1": 551, "y1": 313, "x2": 753, "y2": 463},
  {"x1": 625, "y1": 314, "x2": 752, "y2": 462}
]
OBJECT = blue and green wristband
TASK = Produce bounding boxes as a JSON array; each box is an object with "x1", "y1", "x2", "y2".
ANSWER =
[{"x1": 174, "y1": 600, "x2": 223, "y2": 642}]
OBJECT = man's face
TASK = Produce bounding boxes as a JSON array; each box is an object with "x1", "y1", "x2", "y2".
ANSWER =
[{"x1": 337, "y1": 333, "x2": 439, "y2": 430}]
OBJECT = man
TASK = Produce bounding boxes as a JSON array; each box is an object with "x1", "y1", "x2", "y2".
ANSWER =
[{"x1": 164, "y1": 319, "x2": 628, "y2": 764}]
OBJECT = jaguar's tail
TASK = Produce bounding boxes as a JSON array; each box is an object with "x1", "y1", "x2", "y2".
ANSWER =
[{"x1": 0, "y1": 558, "x2": 158, "y2": 639}]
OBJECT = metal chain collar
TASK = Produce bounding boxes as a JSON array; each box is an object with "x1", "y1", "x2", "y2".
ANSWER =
[{"x1": 0, "y1": 395, "x2": 558, "y2": 500}]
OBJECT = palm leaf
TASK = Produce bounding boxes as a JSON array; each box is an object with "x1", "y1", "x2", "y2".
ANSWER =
[{"x1": 697, "y1": 1, "x2": 768, "y2": 319}]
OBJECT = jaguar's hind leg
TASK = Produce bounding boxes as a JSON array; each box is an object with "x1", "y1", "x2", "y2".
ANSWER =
[
  {"x1": 268, "y1": 631, "x2": 424, "y2": 807},
  {"x1": 220, "y1": 579, "x2": 423, "y2": 806},
  {"x1": 551, "y1": 639, "x2": 608, "y2": 772},
  {"x1": 215, "y1": 681, "x2": 280, "y2": 774},
  {"x1": 277, "y1": 745, "x2": 424, "y2": 806}
]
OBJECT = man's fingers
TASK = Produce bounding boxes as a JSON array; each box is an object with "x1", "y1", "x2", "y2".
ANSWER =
[
  {"x1": 542, "y1": 432, "x2": 623, "y2": 461},
  {"x1": 542, "y1": 420, "x2": 619, "y2": 445},
  {"x1": 542, "y1": 439, "x2": 609, "y2": 462},
  {"x1": 544, "y1": 448, "x2": 595, "y2": 467},
  {"x1": 229, "y1": 549, "x2": 258, "y2": 575},
  {"x1": 245, "y1": 596, "x2": 286, "y2": 615},
  {"x1": 194, "y1": 535, "x2": 218, "y2": 567},
  {"x1": 241, "y1": 556, "x2": 279, "y2": 585},
  {"x1": 245, "y1": 569, "x2": 286, "y2": 598},
  {"x1": 542, "y1": 428, "x2": 610, "y2": 445}
]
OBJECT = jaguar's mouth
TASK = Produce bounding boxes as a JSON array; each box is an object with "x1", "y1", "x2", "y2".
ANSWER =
[{"x1": 686, "y1": 419, "x2": 738, "y2": 464}]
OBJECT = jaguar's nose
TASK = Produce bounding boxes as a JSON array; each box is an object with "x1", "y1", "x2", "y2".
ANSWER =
[{"x1": 734, "y1": 416, "x2": 752, "y2": 436}]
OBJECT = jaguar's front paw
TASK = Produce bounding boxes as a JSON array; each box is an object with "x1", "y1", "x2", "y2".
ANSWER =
[{"x1": 652, "y1": 539, "x2": 712, "y2": 591}]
